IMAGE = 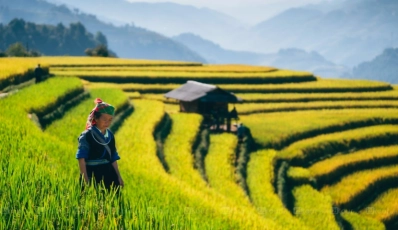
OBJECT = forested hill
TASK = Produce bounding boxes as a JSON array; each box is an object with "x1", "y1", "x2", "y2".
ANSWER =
[
  {"x1": 0, "y1": 0, "x2": 206, "y2": 62},
  {"x1": 0, "y1": 19, "x2": 106, "y2": 56}
]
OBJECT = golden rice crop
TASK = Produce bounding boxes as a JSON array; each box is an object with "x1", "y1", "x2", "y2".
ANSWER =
[
  {"x1": 309, "y1": 146, "x2": 398, "y2": 186},
  {"x1": 114, "y1": 99, "x2": 241, "y2": 228},
  {"x1": 234, "y1": 100, "x2": 398, "y2": 115},
  {"x1": 1, "y1": 81, "x2": 281, "y2": 229},
  {"x1": 51, "y1": 64, "x2": 277, "y2": 73},
  {"x1": 4, "y1": 56, "x2": 398, "y2": 229},
  {"x1": 210, "y1": 79, "x2": 392, "y2": 93},
  {"x1": 163, "y1": 103, "x2": 180, "y2": 114},
  {"x1": 292, "y1": 185, "x2": 340, "y2": 230},
  {"x1": 287, "y1": 167, "x2": 313, "y2": 185},
  {"x1": 45, "y1": 88, "x2": 128, "y2": 145},
  {"x1": 163, "y1": 113, "x2": 285, "y2": 228},
  {"x1": 52, "y1": 69, "x2": 316, "y2": 85},
  {"x1": 126, "y1": 91, "x2": 398, "y2": 105},
  {"x1": 3, "y1": 77, "x2": 82, "y2": 115},
  {"x1": 240, "y1": 109, "x2": 398, "y2": 148},
  {"x1": 0, "y1": 78, "x2": 130, "y2": 228},
  {"x1": 360, "y1": 188, "x2": 398, "y2": 226},
  {"x1": 321, "y1": 165, "x2": 398, "y2": 209},
  {"x1": 0, "y1": 58, "x2": 44, "y2": 80},
  {"x1": 117, "y1": 100, "x2": 282, "y2": 229},
  {"x1": 236, "y1": 90, "x2": 398, "y2": 103},
  {"x1": 140, "y1": 93, "x2": 178, "y2": 103},
  {"x1": 0, "y1": 58, "x2": 49, "y2": 90},
  {"x1": 163, "y1": 113, "x2": 206, "y2": 188},
  {"x1": 341, "y1": 211, "x2": 386, "y2": 230},
  {"x1": 35, "y1": 56, "x2": 201, "y2": 67},
  {"x1": 85, "y1": 78, "x2": 392, "y2": 93},
  {"x1": 51, "y1": 69, "x2": 311, "y2": 78},
  {"x1": 205, "y1": 133, "x2": 251, "y2": 206},
  {"x1": 125, "y1": 91, "x2": 141, "y2": 99},
  {"x1": 86, "y1": 82, "x2": 176, "y2": 93},
  {"x1": 0, "y1": 56, "x2": 200, "y2": 89},
  {"x1": 247, "y1": 150, "x2": 311, "y2": 229},
  {"x1": 277, "y1": 125, "x2": 398, "y2": 166}
]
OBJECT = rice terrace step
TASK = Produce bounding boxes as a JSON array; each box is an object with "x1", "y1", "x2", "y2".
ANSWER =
[{"x1": 1, "y1": 56, "x2": 397, "y2": 229}]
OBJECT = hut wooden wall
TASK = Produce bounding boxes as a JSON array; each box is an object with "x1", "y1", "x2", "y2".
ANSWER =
[
  {"x1": 198, "y1": 101, "x2": 228, "y2": 115},
  {"x1": 179, "y1": 101, "x2": 229, "y2": 116},
  {"x1": 180, "y1": 101, "x2": 199, "y2": 113}
]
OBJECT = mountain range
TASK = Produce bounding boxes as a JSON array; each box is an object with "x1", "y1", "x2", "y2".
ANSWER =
[
  {"x1": 46, "y1": 0, "x2": 247, "y2": 48},
  {"x1": 43, "y1": 0, "x2": 398, "y2": 71},
  {"x1": 352, "y1": 48, "x2": 398, "y2": 84},
  {"x1": 174, "y1": 33, "x2": 350, "y2": 78},
  {"x1": 248, "y1": 0, "x2": 398, "y2": 67},
  {"x1": 0, "y1": 0, "x2": 206, "y2": 62}
]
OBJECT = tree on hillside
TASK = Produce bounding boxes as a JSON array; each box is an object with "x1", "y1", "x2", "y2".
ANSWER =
[
  {"x1": 85, "y1": 44, "x2": 116, "y2": 57},
  {"x1": 5, "y1": 42, "x2": 40, "y2": 57},
  {"x1": 6, "y1": 42, "x2": 28, "y2": 56},
  {"x1": 0, "y1": 19, "x2": 111, "y2": 56}
]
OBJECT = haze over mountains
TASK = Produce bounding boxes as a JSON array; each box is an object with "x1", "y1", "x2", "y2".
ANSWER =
[
  {"x1": 352, "y1": 48, "x2": 398, "y2": 84},
  {"x1": 249, "y1": 0, "x2": 398, "y2": 67},
  {"x1": 48, "y1": 0, "x2": 398, "y2": 67},
  {"x1": 0, "y1": 0, "x2": 206, "y2": 62},
  {"x1": 44, "y1": 0, "x2": 397, "y2": 82},
  {"x1": 47, "y1": 0, "x2": 247, "y2": 49},
  {"x1": 174, "y1": 33, "x2": 350, "y2": 78}
]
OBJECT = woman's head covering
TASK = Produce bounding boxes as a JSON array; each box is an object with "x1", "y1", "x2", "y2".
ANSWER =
[{"x1": 85, "y1": 98, "x2": 115, "y2": 130}]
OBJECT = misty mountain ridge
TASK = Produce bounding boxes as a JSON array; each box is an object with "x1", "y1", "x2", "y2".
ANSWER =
[
  {"x1": 45, "y1": 0, "x2": 247, "y2": 49},
  {"x1": 352, "y1": 48, "x2": 398, "y2": 84},
  {"x1": 174, "y1": 33, "x2": 350, "y2": 78},
  {"x1": 248, "y1": 0, "x2": 398, "y2": 67},
  {"x1": 0, "y1": 0, "x2": 206, "y2": 62},
  {"x1": 173, "y1": 33, "x2": 265, "y2": 65},
  {"x1": 45, "y1": 0, "x2": 398, "y2": 73},
  {"x1": 265, "y1": 48, "x2": 351, "y2": 78}
]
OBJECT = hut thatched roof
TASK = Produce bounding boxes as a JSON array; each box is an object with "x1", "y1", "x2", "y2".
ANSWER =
[{"x1": 164, "y1": 81, "x2": 242, "y2": 103}]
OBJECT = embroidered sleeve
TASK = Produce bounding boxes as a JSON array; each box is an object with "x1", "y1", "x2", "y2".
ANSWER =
[{"x1": 76, "y1": 131, "x2": 89, "y2": 159}]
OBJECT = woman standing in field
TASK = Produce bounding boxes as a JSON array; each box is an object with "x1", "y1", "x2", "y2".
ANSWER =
[{"x1": 76, "y1": 98, "x2": 124, "y2": 189}]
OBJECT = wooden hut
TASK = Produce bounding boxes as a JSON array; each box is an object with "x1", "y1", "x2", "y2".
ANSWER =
[{"x1": 164, "y1": 80, "x2": 242, "y2": 131}]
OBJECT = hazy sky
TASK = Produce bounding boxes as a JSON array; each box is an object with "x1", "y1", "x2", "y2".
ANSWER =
[{"x1": 126, "y1": 0, "x2": 329, "y2": 24}]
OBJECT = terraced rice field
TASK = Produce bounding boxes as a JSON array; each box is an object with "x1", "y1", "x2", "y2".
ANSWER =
[
  {"x1": 1, "y1": 57, "x2": 398, "y2": 229},
  {"x1": 85, "y1": 79, "x2": 392, "y2": 93}
]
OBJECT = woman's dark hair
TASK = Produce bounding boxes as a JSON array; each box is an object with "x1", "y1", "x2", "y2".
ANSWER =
[{"x1": 94, "y1": 111, "x2": 102, "y2": 119}]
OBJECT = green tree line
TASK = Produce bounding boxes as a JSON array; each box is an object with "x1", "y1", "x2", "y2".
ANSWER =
[{"x1": 0, "y1": 18, "x2": 113, "y2": 56}]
